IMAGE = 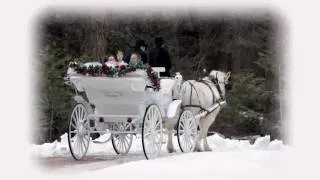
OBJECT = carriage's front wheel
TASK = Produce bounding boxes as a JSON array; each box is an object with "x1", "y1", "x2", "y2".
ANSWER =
[
  {"x1": 142, "y1": 105, "x2": 163, "y2": 160},
  {"x1": 111, "y1": 122, "x2": 133, "y2": 155},
  {"x1": 177, "y1": 110, "x2": 198, "y2": 153},
  {"x1": 68, "y1": 103, "x2": 90, "y2": 160}
]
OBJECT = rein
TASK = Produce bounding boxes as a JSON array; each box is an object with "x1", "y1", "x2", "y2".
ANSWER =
[
  {"x1": 211, "y1": 79, "x2": 224, "y2": 101},
  {"x1": 211, "y1": 72, "x2": 227, "y2": 101},
  {"x1": 197, "y1": 79, "x2": 216, "y2": 105}
]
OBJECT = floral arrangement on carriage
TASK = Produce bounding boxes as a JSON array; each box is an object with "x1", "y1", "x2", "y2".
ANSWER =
[{"x1": 67, "y1": 61, "x2": 161, "y2": 91}]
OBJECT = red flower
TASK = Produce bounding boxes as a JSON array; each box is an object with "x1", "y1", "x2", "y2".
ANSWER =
[
  {"x1": 81, "y1": 70, "x2": 87, "y2": 75},
  {"x1": 120, "y1": 65, "x2": 126, "y2": 70}
]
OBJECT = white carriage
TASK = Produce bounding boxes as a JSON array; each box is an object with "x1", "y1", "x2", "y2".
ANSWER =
[{"x1": 65, "y1": 64, "x2": 199, "y2": 160}]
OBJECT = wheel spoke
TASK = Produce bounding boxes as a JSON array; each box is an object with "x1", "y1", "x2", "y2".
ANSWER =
[
  {"x1": 121, "y1": 136, "x2": 126, "y2": 152},
  {"x1": 79, "y1": 137, "x2": 85, "y2": 155},
  {"x1": 74, "y1": 136, "x2": 80, "y2": 154},
  {"x1": 151, "y1": 107, "x2": 155, "y2": 121},
  {"x1": 125, "y1": 123, "x2": 131, "y2": 130},
  {"x1": 82, "y1": 108, "x2": 86, "y2": 122},
  {"x1": 83, "y1": 136, "x2": 90, "y2": 149},
  {"x1": 116, "y1": 136, "x2": 121, "y2": 148},
  {"x1": 71, "y1": 116, "x2": 77, "y2": 129},
  {"x1": 186, "y1": 136, "x2": 191, "y2": 150},
  {"x1": 179, "y1": 119, "x2": 185, "y2": 129},
  {"x1": 182, "y1": 135, "x2": 187, "y2": 150},
  {"x1": 70, "y1": 130, "x2": 78, "y2": 134},
  {"x1": 78, "y1": 106, "x2": 83, "y2": 122},
  {"x1": 75, "y1": 106, "x2": 79, "y2": 122},
  {"x1": 77, "y1": 136, "x2": 83, "y2": 156},
  {"x1": 147, "y1": 113, "x2": 151, "y2": 126},
  {"x1": 150, "y1": 139, "x2": 155, "y2": 155},
  {"x1": 154, "y1": 120, "x2": 161, "y2": 129},
  {"x1": 123, "y1": 136, "x2": 130, "y2": 147},
  {"x1": 79, "y1": 106, "x2": 83, "y2": 121},
  {"x1": 71, "y1": 122, "x2": 77, "y2": 130},
  {"x1": 118, "y1": 137, "x2": 123, "y2": 152}
]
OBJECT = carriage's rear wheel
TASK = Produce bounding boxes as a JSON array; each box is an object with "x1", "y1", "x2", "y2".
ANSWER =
[
  {"x1": 68, "y1": 103, "x2": 90, "y2": 160},
  {"x1": 111, "y1": 122, "x2": 133, "y2": 155},
  {"x1": 142, "y1": 105, "x2": 163, "y2": 160},
  {"x1": 177, "y1": 110, "x2": 198, "y2": 153}
]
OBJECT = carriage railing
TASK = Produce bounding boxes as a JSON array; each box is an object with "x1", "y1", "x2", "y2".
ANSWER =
[{"x1": 151, "y1": 67, "x2": 165, "y2": 77}]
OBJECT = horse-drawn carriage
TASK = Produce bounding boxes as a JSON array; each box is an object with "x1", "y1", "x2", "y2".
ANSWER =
[{"x1": 65, "y1": 62, "x2": 231, "y2": 160}]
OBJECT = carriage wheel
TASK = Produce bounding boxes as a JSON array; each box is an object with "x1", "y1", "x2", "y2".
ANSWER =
[
  {"x1": 68, "y1": 103, "x2": 90, "y2": 160},
  {"x1": 177, "y1": 110, "x2": 198, "y2": 153},
  {"x1": 111, "y1": 122, "x2": 133, "y2": 155},
  {"x1": 142, "y1": 105, "x2": 163, "y2": 160}
]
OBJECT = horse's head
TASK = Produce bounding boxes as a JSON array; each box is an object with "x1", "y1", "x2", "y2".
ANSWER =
[
  {"x1": 174, "y1": 72, "x2": 183, "y2": 82},
  {"x1": 172, "y1": 72, "x2": 184, "y2": 99},
  {"x1": 208, "y1": 70, "x2": 232, "y2": 98}
]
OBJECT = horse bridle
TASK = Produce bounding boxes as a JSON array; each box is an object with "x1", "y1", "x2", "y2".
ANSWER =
[
  {"x1": 212, "y1": 71, "x2": 229, "y2": 85},
  {"x1": 209, "y1": 71, "x2": 230, "y2": 100}
]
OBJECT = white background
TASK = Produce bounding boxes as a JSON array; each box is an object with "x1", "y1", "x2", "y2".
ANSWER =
[{"x1": 0, "y1": 0, "x2": 319, "y2": 179}]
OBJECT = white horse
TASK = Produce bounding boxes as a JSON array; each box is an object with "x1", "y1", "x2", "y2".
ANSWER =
[{"x1": 165, "y1": 70, "x2": 231, "y2": 152}]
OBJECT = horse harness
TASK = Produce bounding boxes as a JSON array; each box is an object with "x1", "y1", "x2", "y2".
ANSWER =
[{"x1": 181, "y1": 79, "x2": 224, "y2": 113}]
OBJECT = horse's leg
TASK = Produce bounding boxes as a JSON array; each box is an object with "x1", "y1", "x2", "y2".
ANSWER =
[
  {"x1": 202, "y1": 107, "x2": 221, "y2": 152},
  {"x1": 165, "y1": 120, "x2": 177, "y2": 153},
  {"x1": 195, "y1": 118, "x2": 205, "y2": 152}
]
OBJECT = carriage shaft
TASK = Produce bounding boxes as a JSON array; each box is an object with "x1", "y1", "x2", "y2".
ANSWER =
[{"x1": 194, "y1": 100, "x2": 226, "y2": 119}]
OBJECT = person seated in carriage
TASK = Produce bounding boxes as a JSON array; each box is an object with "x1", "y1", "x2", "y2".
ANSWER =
[
  {"x1": 116, "y1": 50, "x2": 128, "y2": 66},
  {"x1": 124, "y1": 39, "x2": 148, "y2": 64},
  {"x1": 129, "y1": 52, "x2": 142, "y2": 65},
  {"x1": 104, "y1": 50, "x2": 128, "y2": 68},
  {"x1": 104, "y1": 54, "x2": 117, "y2": 68}
]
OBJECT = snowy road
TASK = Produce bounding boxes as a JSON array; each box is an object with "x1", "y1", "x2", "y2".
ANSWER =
[
  {"x1": 33, "y1": 154, "x2": 147, "y2": 172},
  {"x1": 32, "y1": 152, "x2": 180, "y2": 173},
  {"x1": 30, "y1": 133, "x2": 293, "y2": 179},
  {"x1": 30, "y1": 133, "x2": 182, "y2": 173}
]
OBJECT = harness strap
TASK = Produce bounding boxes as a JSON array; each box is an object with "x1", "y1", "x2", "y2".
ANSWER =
[
  {"x1": 212, "y1": 79, "x2": 223, "y2": 101},
  {"x1": 187, "y1": 81, "x2": 202, "y2": 106},
  {"x1": 197, "y1": 79, "x2": 215, "y2": 105},
  {"x1": 183, "y1": 81, "x2": 215, "y2": 113}
]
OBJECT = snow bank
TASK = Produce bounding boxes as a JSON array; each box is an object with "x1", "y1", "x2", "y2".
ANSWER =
[
  {"x1": 30, "y1": 133, "x2": 290, "y2": 158},
  {"x1": 30, "y1": 133, "x2": 293, "y2": 180}
]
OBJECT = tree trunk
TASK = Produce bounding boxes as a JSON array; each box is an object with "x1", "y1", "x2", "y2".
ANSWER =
[{"x1": 49, "y1": 100, "x2": 54, "y2": 142}]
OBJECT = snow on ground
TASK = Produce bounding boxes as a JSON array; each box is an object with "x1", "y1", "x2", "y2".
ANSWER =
[
  {"x1": 30, "y1": 133, "x2": 289, "y2": 158},
  {"x1": 30, "y1": 133, "x2": 293, "y2": 180},
  {"x1": 75, "y1": 150, "x2": 291, "y2": 180}
]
